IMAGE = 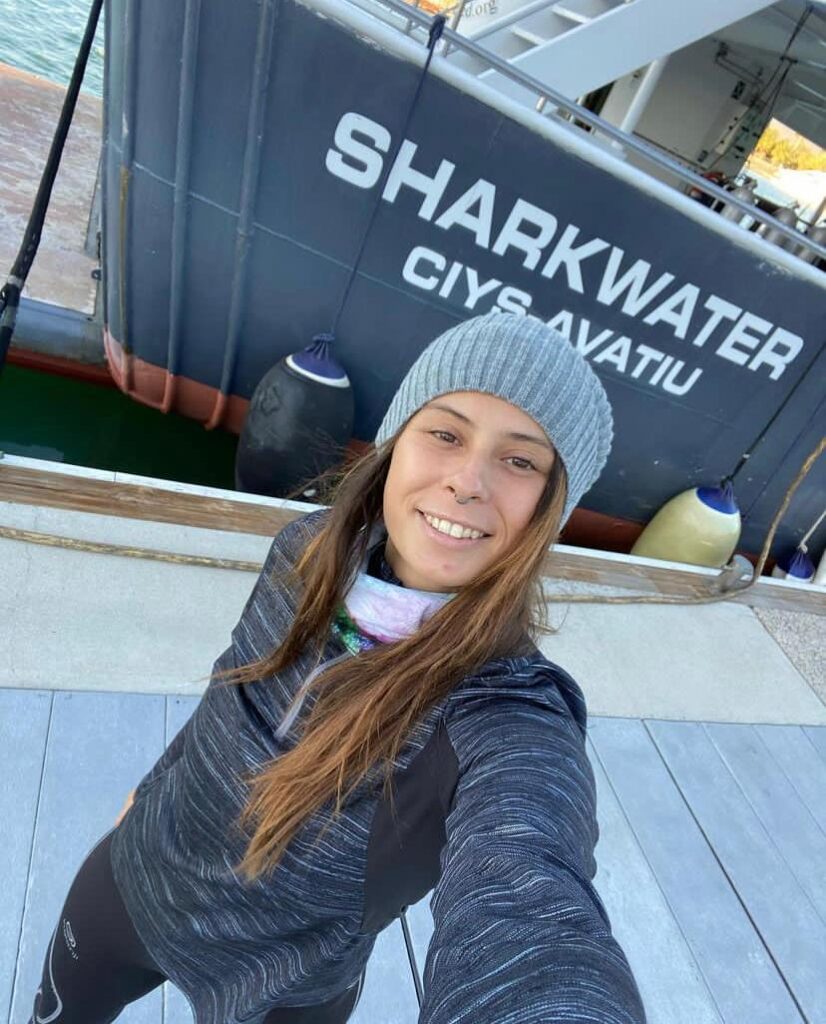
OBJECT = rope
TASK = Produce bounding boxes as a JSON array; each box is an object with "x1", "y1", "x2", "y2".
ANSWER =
[
  {"x1": 800, "y1": 506, "x2": 826, "y2": 551},
  {"x1": 329, "y1": 14, "x2": 447, "y2": 339},
  {"x1": 0, "y1": 527, "x2": 261, "y2": 573},
  {"x1": 1, "y1": 436, "x2": 822, "y2": 607}
]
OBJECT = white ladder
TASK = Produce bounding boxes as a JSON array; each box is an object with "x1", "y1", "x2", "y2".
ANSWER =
[{"x1": 445, "y1": 0, "x2": 777, "y2": 103}]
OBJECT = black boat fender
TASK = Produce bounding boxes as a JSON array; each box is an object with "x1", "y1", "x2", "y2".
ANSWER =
[{"x1": 234, "y1": 333, "x2": 354, "y2": 498}]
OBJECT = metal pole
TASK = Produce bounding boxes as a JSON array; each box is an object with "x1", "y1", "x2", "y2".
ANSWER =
[
  {"x1": 404, "y1": 0, "x2": 423, "y2": 36},
  {"x1": 619, "y1": 56, "x2": 670, "y2": 134},
  {"x1": 399, "y1": 907, "x2": 424, "y2": 1007},
  {"x1": 809, "y1": 193, "x2": 826, "y2": 226},
  {"x1": 442, "y1": 0, "x2": 467, "y2": 57}
]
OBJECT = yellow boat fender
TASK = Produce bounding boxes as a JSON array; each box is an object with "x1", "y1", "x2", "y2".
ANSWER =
[{"x1": 630, "y1": 479, "x2": 741, "y2": 569}]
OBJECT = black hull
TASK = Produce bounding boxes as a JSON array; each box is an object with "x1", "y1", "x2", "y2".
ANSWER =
[{"x1": 100, "y1": 0, "x2": 826, "y2": 562}]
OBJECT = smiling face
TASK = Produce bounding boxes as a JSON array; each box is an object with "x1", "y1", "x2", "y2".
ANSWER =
[{"x1": 381, "y1": 391, "x2": 556, "y2": 592}]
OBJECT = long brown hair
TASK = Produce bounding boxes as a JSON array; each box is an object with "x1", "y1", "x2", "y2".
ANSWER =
[{"x1": 210, "y1": 430, "x2": 568, "y2": 883}]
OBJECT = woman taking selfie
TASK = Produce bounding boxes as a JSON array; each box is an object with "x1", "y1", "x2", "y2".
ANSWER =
[{"x1": 30, "y1": 310, "x2": 646, "y2": 1024}]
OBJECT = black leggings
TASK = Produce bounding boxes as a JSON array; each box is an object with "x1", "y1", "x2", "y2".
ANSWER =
[{"x1": 28, "y1": 827, "x2": 366, "y2": 1024}]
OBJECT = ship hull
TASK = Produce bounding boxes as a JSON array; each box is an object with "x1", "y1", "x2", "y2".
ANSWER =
[{"x1": 100, "y1": 0, "x2": 826, "y2": 560}]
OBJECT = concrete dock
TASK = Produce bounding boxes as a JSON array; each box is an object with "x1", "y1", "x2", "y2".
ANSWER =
[
  {"x1": 0, "y1": 62, "x2": 99, "y2": 314},
  {"x1": 2, "y1": 459, "x2": 825, "y2": 1024},
  {"x1": 1, "y1": 459, "x2": 823, "y2": 721}
]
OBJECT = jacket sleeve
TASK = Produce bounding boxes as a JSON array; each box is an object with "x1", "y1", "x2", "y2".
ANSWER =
[{"x1": 418, "y1": 692, "x2": 647, "y2": 1024}]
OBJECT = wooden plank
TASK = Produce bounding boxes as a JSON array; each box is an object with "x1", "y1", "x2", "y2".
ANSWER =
[
  {"x1": 161, "y1": 696, "x2": 199, "y2": 1024},
  {"x1": 0, "y1": 460, "x2": 299, "y2": 538},
  {"x1": 350, "y1": 920, "x2": 418, "y2": 1024},
  {"x1": 155, "y1": 696, "x2": 198, "y2": 1024},
  {"x1": 0, "y1": 65, "x2": 99, "y2": 315},
  {"x1": 3, "y1": 458, "x2": 825, "y2": 613},
  {"x1": 166, "y1": 695, "x2": 200, "y2": 740},
  {"x1": 164, "y1": 977, "x2": 196, "y2": 1024},
  {"x1": 585, "y1": 735, "x2": 722, "y2": 1024},
  {"x1": 706, "y1": 723, "x2": 826, "y2": 921},
  {"x1": 0, "y1": 689, "x2": 51, "y2": 1023},
  {"x1": 803, "y1": 725, "x2": 826, "y2": 766},
  {"x1": 542, "y1": 551, "x2": 826, "y2": 614},
  {"x1": 648, "y1": 721, "x2": 826, "y2": 1021},
  {"x1": 10, "y1": 691, "x2": 167, "y2": 1024},
  {"x1": 589, "y1": 717, "x2": 804, "y2": 1024},
  {"x1": 755, "y1": 725, "x2": 826, "y2": 835}
]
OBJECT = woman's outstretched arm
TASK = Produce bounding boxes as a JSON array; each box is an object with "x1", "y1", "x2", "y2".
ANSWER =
[{"x1": 418, "y1": 689, "x2": 646, "y2": 1024}]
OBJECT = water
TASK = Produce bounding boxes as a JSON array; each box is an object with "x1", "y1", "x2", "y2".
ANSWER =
[
  {"x1": 0, "y1": 0, "x2": 104, "y2": 96},
  {"x1": 0, "y1": 363, "x2": 240, "y2": 488}
]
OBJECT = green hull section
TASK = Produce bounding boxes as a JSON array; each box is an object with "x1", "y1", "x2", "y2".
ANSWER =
[{"x1": 0, "y1": 364, "x2": 238, "y2": 489}]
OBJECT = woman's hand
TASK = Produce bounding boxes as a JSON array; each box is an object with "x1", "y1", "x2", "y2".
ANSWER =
[{"x1": 115, "y1": 789, "x2": 136, "y2": 826}]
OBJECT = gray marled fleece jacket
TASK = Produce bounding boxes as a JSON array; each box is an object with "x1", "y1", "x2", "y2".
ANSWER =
[{"x1": 109, "y1": 508, "x2": 646, "y2": 1024}]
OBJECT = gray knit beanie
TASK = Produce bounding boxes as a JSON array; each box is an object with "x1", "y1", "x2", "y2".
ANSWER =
[{"x1": 374, "y1": 310, "x2": 614, "y2": 529}]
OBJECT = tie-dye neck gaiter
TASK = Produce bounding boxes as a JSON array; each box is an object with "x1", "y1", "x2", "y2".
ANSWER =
[{"x1": 331, "y1": 528, "x2": 455, "y2": 653}]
